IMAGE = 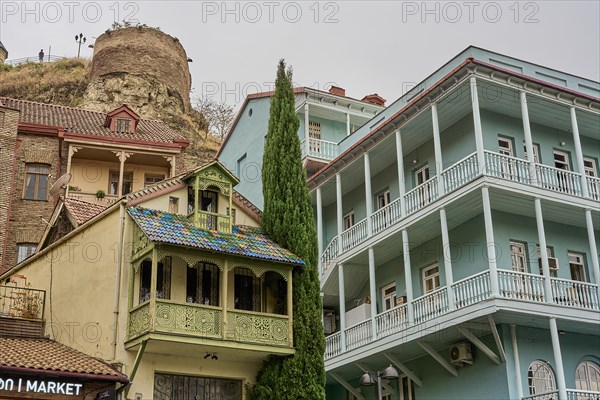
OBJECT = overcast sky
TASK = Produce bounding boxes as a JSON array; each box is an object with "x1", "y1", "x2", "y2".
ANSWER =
[{"x1": 1, "y1": 1, "x2": 598, "y2": 108}]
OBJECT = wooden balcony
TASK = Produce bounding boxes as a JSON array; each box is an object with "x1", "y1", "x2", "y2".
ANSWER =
[
  {"x1": 320, "y1": 150, "x2": 599, "y2": 271},
  {"x1": 301, "y1": 138, "x2": 339, "y2": 162},
  {"x1": 127, "y1": 299, "x2": 292, "y2": 349},
  {"x1": 324, "y1": 270, "x2": 599, "y2": 361}
]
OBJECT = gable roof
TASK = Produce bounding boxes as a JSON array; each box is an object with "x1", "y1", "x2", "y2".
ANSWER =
[
  {"x1": 128, "y1": 207, "x2": 302, "y2": 265},
  {"x1": 0, "y1": 97, "x2": 190, "y2": 147},
  {"x1": 0, "y1": 337, "x2": 128, "y2": 383},
  {"x1": 62, "y1": 197, "x2": 108, "y2": 226}
]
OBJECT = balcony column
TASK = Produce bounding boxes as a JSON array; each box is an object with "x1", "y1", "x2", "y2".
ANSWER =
[
  {"x1": 149, "y1": 248, "x2": 158, "y2": 331},
  {"x1": 402, "y1": 229, "x2": 415, "y2": 324},
  {"x1": 287, "y1": 269, "x2": 293, "y2": 347},
  {"x1": 439, "y1": 208, "x2": 455, "y2": 310},
  {"x1": 221, "y1": 261, "x2": 229, "y2": 339},
  {"x1": 169, "y1": 156, "x2": 176, "y2": 178},
  {"x1": 570, "y1": 107, "x2": 589, "y2": 197},
  {"x1": 336, "y1": 173, "x2": 344, "y2": 254},
  {"x1": 116, "y1": 151, "x2": 131, "y2": 198},
  {"x1": 127, "y1": 262, "x2": 135, "y2": 311},
  {"x1": 346, "y1": 113, "x2": 351, "y2": 136},
  {"x1": 520, "y1": 91, "x2": 538, "y2": 185},
  {"x1": 584, "y1": 210, "x2": 600, "y2": 286},
  {"x1": 431, "y1": 103, "x2": 445, "y2": 195},
  {"x1": 317, "y1": 187, "x2": 324, "y2": 276},
  {"x1": 304, "y1": 102, "x2": 310, "y2": 156},
  {"x1": 65, "y1": 145, "x2": 79, "y2": 196},
  {"x1": 482, "y1": 187, "x2": 499, "y2": 296},
  {"x1": 364, "y1": 152, "x2": 373, "y2": 236},
  {"x1": 338, "y1": 263, "x2": 347, "y2": 351},
  {"x1": 396, "y1": 129, "x2": 406, "y2": 217},
  {"x1": 549, "y1": 317, "x2": 568, "y2": 400},
  {"x1": 368, "y1": 247, "x2": 378, "y2": 340},
  {"x1": 470, "y1": 77, "x2": 485, "y2": 173},
  {"x1": 510, "y1": 324, "x2": 524, "y2": 400},
  {"x1": 534, "y1": 198, "x2": 553, "y2": 304}
]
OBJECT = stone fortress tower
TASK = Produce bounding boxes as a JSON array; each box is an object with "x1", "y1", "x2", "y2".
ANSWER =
[
  {"x1": 0, "y1": 40, "x2": 8, "y2": 64},
  {"x1": 81, "y1": 26, "x2": 193, "y2": 121}
]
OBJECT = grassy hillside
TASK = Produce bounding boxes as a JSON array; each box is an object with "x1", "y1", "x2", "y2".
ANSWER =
[
  {"x1": 0, "y1": 58, "x2": 90, "y2": 106},
  {"x1": 0, "y1": 58, "x2": 220, "y2": 161}
]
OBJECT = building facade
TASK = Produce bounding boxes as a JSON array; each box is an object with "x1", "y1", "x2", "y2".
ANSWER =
[
  {"x1": 0, "y1": 161, "x2": 301, "y2": 400},
  {"x1": 309, "y1": 47, "x2": 600, "y2": 399},
  {"x1": 218, "y1": 86, "x2": 385, "y2": 209},
  {"x1": 218, "y1": 46, "x2": 599, "y2": 400},
  {"x1": 0, "y1": 98, "x2": 190, "y2": 272}
]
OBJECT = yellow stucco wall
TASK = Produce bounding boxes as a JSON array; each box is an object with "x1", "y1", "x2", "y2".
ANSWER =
[{"x1": 70, "y1": 159, "x2": 170, "y2": 196}]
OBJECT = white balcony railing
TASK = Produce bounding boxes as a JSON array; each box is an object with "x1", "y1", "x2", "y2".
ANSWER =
[
  {"x1": 371, "y1": 197, "x2": 403, "y2": 235},
  {"x1": 452, "y1": 270, "x2": 492, "y2": 309},
  {"x1": 522, "y1": 392, "x2": 559, "y2": 400},
  {"x1": 443, "y1": 152, "x2": 480, "y2": 192},
  {"x1": 566, "y1": 389, "x2": 600, "y2": 400},
  {"x1": 325, "y1": 331, "x2": 343, "y2": 359},
  {"x1": 301, "y1": 138, "x2": 339, "y2": 161},
  {"x1": 345, "y1": 319, "x2": 372, "y2": 351},
  {"x1": 498, "y1": 270, "x2": 546, "y2": 303},
  {"x1": 376, "y1": 304, "x2": 408, "y2": 337},
  {"x1": 341, "y1": 218, "x2": 368, "y2": 252},
  {"x1": 321, "y1": 237, "x2": 338, "y2": 273},
  {"x1": 404, "y1": 176, "x2": 439, "y2": 215},
  {"x1": 324, "y1": 270, "x2": 600, "y2": 360},
  {"x1": 551, "y1": 278, "x2": 600, "y2": 311},
  {"x1": 485, "y1": 151, "x2": 531, "y2": 185},
  {"x1": 537, "y1": 164, "x2": 583, "y2": 197},
  {"x1": 413, "y1": 287, "x2": 448, "y2": 323},
  {"x1": 587, "y1": 176, "x2": 600, "y2": 201}
]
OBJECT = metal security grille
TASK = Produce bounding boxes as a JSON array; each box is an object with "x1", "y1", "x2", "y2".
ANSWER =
[{"x1": 154, "y1": 374, "x2": 242, "y2": 400}]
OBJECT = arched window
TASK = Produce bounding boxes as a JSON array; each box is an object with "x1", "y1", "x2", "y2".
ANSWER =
[
  {"x1": 576, "y1": 360, "x2": 600, "y2": 391},
  {"x1": 528, "y1": 360, "x2": 556, "y2": 395}
]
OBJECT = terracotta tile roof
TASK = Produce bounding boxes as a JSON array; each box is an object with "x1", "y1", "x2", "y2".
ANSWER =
[
  {"x1": 128, "y1": 207, "x2": 302, "y2": 265},
  {"x1": 0, "y1": 337, "x2": 128, "y2": 382},
  {"x1": 62, "y1": 197, "x2": 107, "y2": 226},
  {"x1": 0, "y1": 97, "x2": 187, "y2": 145}
]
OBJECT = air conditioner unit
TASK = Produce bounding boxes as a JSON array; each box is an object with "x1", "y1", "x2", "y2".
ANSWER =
[
  {"x1": 450, "y1": 343, "x2": 473, "y2": 366},
  {"x1": 538, "y1": 257, "x2": 560, "y2": 271}
]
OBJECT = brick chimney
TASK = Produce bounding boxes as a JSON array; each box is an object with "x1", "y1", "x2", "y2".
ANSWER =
[
  {"x1": 329, "y1": 86, "x2": 346, "y2": 97},
  {"x1": 362, "y1": 94, "x2": 386, "y2": 107}
]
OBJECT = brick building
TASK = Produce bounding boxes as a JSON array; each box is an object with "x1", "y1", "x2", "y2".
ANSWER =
[{"x1": 0, "y1": 98, "x2": 191, "y2": 272}]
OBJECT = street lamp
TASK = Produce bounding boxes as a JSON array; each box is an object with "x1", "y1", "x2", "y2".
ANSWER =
[
  {"x1": 75, "y1": 33, "x2": 86, "y2": 58},
  {"x1": 359, "y1": 364, "x2": 399, "y2": 400}
]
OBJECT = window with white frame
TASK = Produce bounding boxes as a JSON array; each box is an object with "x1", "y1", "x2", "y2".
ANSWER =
[
  {"x1": 16, "y1": 243, "x2": 37, "y2": 263},
  {"x1": 422, "y1": 264, "x2": 440, "y2": 293},
  {"x1": 415, "y1": 165, "x2": 430, "y2": 186},
  {"x1": 553, "y1": 150, "x2": 570, "y2": 170},
  {"x1": 583, "y1": 157, "x2": 597, "y2": 177},
  {"x1": 144, "y1": 174, "x2": 165, "y2": 187},
  {"x1": 381, "y1": 282, "x2": 397, "y2": 311},
  {"x1": 343, "y1": 211, "x2": 355, "y2": 230},
  {"x1": 498, "y1": 137, "x2": 514, "y2": 156},
  {"x1": 528, "y1": 360, "x2": 556, "y2": 395},
  {"x1": 376, "y1": 189, "x2": 391, "y2": 209},
  {"x1": 510, "y1": 241, "x2": 528, "y2": 273},
  {"x1": 536, "y1": 245, "x2": 557, "y2": 278},
  {"x1": 308, "y1": 121, "x2": 322, "y2": 153},
  {"x1": 569, "y1": 252, "x2": 586, "y2": 282},
  {"x1": 576, "y1": 360, "x2": 600, "y2": 391},
  {"x1": 523, "y1": 142, "x2": 541, "y2": 163}
]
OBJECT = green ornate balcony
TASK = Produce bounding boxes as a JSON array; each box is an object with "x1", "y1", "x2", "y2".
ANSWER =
[{"x1": 127, "y1": 300, "x2": 292, "y2": 349}]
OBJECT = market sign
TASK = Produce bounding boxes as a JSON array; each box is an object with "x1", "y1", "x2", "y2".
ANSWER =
[{"x1": 0, "y1": 376, "x2": 83, "y2": 396}]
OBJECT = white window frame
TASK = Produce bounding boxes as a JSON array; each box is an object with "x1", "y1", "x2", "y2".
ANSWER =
[
  {"x1": 308, "y1": 121, "x2": 322, "y2": 153},
  {"x1": 568, "y1": 252, "x2": 586, "y2": 282},
  {"x1": 499, "y1": 137, "x2": 514, "y2": 156},
  {"x1": 376, "y1": 189, "x2": 391, "y2": 209},
  {"x1": 523, "y1": 141, "x2": 541, "y2": 163},
  {"x1": 576, "y1": 360, "x2": 600, "y2": 391},
  {"x1": 528, "y1": 360, "x2": 556, "y2": 395},
  {"x1": 422, "y1": 264, "x2": 440, "y2": 294},
  {"x1": 16, "y1": 243, "x2": 37, "y2": 264},
  {"x1": 381, "y1": 282, "x2": 397, "y2": 311},
  {"x1": 510, "y1": 241, "x2": 528, "y2": 273},
  {"x1": 536, "y1": 245, "x2": 557, "y2": 277},
  {"x1": 343, "y1": 211, "x2": 355, "y2": 231},
  {"x1": 553, "y1": 150, "x2": 570, "y2": 171},
  {"x1": 583, "y1": 157, "x2": 597, "y2": 177},
  {"x1": 415, "y1": 165, "x2": 430, "y2": 186}
]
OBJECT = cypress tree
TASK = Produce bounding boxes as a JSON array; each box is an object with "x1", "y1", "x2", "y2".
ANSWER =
[{"x1": 247, "y1": 59, "x2": 325, "y2": 399}]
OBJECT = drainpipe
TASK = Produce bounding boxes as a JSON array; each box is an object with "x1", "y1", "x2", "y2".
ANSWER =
[{"x1": 112, "y1": 200, "x2": 127, "y2": 361}]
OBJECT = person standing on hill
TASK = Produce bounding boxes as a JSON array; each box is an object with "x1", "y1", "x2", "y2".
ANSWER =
[{"x1": 38, "y1": 49, "x2": 44, "y2": 62}]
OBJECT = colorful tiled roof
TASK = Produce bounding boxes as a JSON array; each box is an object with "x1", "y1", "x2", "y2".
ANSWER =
[
  {"x1": 0, "y1": 337, "x2": 128, "y2": 382},
  {"x1": 0, "y1": 97, "x2": 187, "y2": 145},
  {"x1": 128, "y1": 207, "x2": 303, "y2": 265},
  {"x1": 62, "y1": 197, "x2": 107, "y2": 225}
]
